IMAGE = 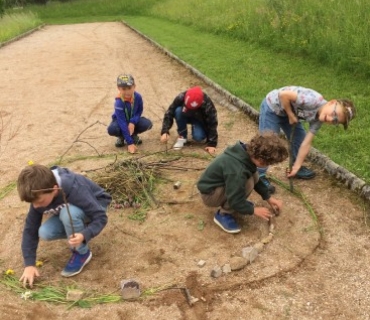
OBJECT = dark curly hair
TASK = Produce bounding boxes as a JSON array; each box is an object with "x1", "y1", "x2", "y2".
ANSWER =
[{"x1": 247, "y1": 132, "x2": 288, "y2": 165}]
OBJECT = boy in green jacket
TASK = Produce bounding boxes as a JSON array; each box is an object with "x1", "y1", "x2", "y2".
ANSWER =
[{"x1": 197, "y1": 132, "x2": 288, "y2": 233}]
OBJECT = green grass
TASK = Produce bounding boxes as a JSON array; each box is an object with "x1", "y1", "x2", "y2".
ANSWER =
[
  {"x1": 123, "y1": 16, "x2": 370, "y2": 182},
  {"x1": 1, "y1": 0, "x2": 370, "y2": 183},
  {"x1": 0, "y1": 274, "x2": 121, "y2": 308},
  {"x1": 0, "y1": 10, "x2": 41, "y2": 42}
]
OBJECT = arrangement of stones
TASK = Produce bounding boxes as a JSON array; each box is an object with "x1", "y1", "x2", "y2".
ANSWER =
[{"x1": 208, "y1": 220, "x2": 275, "y2": 278}]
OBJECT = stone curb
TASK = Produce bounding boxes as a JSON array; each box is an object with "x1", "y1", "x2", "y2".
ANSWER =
[
  {"x1": 0, "y1": 24, "x2": 45, "y2": 48},
  {"x1": 121, "y1": 20, "x2": 370, "y2": 203}
]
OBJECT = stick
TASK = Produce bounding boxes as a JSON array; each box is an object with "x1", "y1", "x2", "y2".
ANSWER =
[
  {"x1": 61, "y1": 189, "x2": 76, "y2": 237},
  {"x1": 182, "y1": 288, "x2": 194, "y2": 307},
  {"x1": 289, "y1": 124, "x2": 296, "y2": 192}
]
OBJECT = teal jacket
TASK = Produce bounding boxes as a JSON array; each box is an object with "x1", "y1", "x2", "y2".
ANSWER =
[{"x1": 197, "y1": 141, "x2": 270, "y2": 215}]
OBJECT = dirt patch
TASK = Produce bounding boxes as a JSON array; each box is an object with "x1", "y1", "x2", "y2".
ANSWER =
[{"x1": 0, "y1": 22, "x2": 369, "y2": 319}]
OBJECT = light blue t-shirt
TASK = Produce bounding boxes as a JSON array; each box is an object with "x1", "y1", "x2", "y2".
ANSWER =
[{"x1": 266, "y1": 86, "x2": 327, "y2": 134}]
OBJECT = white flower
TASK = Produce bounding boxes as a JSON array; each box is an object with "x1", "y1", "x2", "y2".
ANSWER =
[{"x1": 21, "y1": 291, "x2": 32, "y2": 300}]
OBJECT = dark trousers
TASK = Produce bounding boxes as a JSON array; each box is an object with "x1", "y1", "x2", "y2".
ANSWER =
[{"x1": 107, "y1": 117, "x2": 153, "y2": 137}]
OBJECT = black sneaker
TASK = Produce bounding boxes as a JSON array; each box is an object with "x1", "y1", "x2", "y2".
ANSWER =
[
  {"x1": 115, "y1": 137, "x2": 125, "y2": 148},
  {"x1": 259, "y1": 175, "x2": 276, "y2": 194},
  {"x1": 132, "y1": 135, "x2": 142, "y2": 145},
  {"x1": 295, "y1": 166, "x2": 316, "y2": 179}
]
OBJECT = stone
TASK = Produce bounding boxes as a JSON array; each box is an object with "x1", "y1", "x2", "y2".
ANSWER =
[
  {"x1": 222, "y1": 263, "x2": 232, "y2": 274},
  {"x1": 66, "y1": 289, "x2": 85, "y2": 301},
  {"x1": 253, "y1": 242, "x2": 265, "y2": 253},
  {"x1": 261, "y1": 233, "x2": 274, "y2": 244},
  {"x1": 241, "y1": 246, "x2": 259, "y2": 263},
  {"x1": 210, "y1": 265, "x2": 222, "y2": 278},
  {"x1": 197, "y1": 260, "x2": 206, "y2": 267},
  {"x1": 120, "y1": 279, "x2": 141, "y2": 300},
  {"x1": 229, "y1": 256, "x2": 248, "y2": 271}
]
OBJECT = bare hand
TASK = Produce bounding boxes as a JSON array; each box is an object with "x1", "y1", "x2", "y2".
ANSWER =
[
  {"x1": 128, "y1": 123, "x2": 135, "y2": 136},
  {"x1": 286, "y1": 165, "x2": 300, "y2": 178},
  {"x1": 20, "y1": 266, "x2": 40, "y2": 288},
  {"x1": 289, "y1": 115, "x2": 298, "y2": 125},
  {"x1": 68, "y1": 233, "x2": 84, "y2": 247},
  {"x1": 205, "y1": 146, "x2": 216, "y2": 155},
  {"x1": 160, "y1": 133, "x2": 169, "y2": 143},
  {"x1": 267, "y1": 197, "x2": 283, "y2": 213},
  {"x1": 127, "y1": 144, "x2": 137, "y2": 154},
  {"x1": 253, "y1": 207, "x2": 272, "y2": 221}
]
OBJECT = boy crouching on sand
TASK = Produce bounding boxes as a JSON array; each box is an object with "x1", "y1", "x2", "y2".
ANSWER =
[
  {"x1": 197, "y1": 132, "x2": 288, "y2": 234},
  {"x1": 17, "y1": 164, "x2": 112, "y2": 287}
]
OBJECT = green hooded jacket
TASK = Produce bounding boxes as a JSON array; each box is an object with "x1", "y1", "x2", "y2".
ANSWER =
[{"x1": 197, "y1": 141, "x2": 270, "y2": 215}]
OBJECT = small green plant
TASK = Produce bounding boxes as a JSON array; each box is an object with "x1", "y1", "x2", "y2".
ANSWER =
[
  {"x1": 128, "y1": 208, "x2": 147, "y2": 222},
  {"x1": 0, "y1": 273, "x2": 121, "y2": 309},
  {"x1": 197, "y1": 219, "x2": 205, "y2": 231}
]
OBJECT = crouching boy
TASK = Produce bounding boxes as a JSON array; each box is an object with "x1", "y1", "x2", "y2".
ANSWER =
[
  {"x1": 197, "y1": 132, "x2": 288, "y2": 234},
  {"x1": 17, "y1": 164, "x2": 112, "y2": 287}
]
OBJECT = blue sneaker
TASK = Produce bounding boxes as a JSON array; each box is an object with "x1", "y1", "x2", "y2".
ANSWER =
[
  {"x1": 61, "y1": 250, "x2": 92, "y2": 277},
  {"x1": 259, "y1": 175, "x2": 276, "y2": 194},
  {"x1": 213, "y1": 211, "x2": 241, "y2": 234},
  {"x1": 295, "y1": 166, "x2": 316, "y2": 179}
]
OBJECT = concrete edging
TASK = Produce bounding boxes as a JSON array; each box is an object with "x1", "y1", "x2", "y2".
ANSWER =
[
  {"x1": 121, "y1": 20, "x2": 370, "y2": 203},
  {"x1": 0, "y1": 24, "x2": 45, "y2": 48}
]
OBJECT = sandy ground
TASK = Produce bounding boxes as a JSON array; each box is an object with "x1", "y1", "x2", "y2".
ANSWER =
[{"x1": 0, "y1": 22, "x2": 369, "y2": 320}]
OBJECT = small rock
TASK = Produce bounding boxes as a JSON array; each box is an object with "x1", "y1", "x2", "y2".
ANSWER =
[
  {"x1": 229, "y1": 256, "x2": 248, "y2": 271},
  {"x1": 222, "y1": 263, "x2": 232, "y2": 274},
  {"x1": 241, "y1": 246, "x2": 259, "y2": 263},
  {"x1": 210, "y1": 265, "x2": 222, "y2": 278},
  {"x1": 173, "y1": 181, "x2": 182, "y2": 189},
  {"x1": 190, "y1": 296, "x2": 199, "y2": 304},
  {"x1": 120, "y1": 279, "x2": 141, "y2": 300},
  {"x1": 269, "y1": 223, "x2": 275, "y2": 233},
  {"x1": 66, "y1": 289, "x2": 84, "y2": 301},
  {"x1": 253, "y1": 242, "x2": 265, "y2": 253},
  {"x1": 261, "y1": 233, "x2": 274, "y2": 244},
  {"x1": 197, "y1": 260, "x2": 206, "y2": 268}
]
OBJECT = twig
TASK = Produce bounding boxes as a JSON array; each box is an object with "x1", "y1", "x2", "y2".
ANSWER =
[
  {"x1": 58, "y1": 121, "x2": 106, "y2": 163},
  {"x1": 32, "y1": 187, "x2": 75, "y2": 238},
  {"x1": 159, "y1": 200, "x2": 195, "y2": 205},
  {"x1": 289, "y1": 124, "x2": 296, "y2": 192}
]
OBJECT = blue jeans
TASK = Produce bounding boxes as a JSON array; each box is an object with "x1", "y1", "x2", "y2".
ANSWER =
[
  {"x1": 107, "y1": 117, "x2": 153, "y2": 137},
  {"x1": 174, "y1": 106, "x2": 206, "y2": 141},
  {"x1": 258, "y1": 98, "x2": 306, "y2": 175},
  {"x1": 38, "y1": 204, "x2": 98, "y2": 255}
]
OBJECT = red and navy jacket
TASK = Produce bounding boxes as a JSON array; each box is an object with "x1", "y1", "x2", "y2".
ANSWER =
[{"x1": 160, "y1": 91, "x2": 218, "y2": 148}]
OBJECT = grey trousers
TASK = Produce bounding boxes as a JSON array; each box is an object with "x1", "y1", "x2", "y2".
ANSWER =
[{"x1": 200, "y1": 172, "x2": 259, "y2": 213}]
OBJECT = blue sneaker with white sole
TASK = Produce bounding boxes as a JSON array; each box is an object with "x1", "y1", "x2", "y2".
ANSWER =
[
  {"x1": 213, "y1": 210, "x2": 241, "y2": 234},
  {"x1": 61, "y1": 250, "x2": 92, "y2": 277}
]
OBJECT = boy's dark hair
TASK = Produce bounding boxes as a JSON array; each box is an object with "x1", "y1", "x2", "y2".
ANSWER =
[
  {"x1": 17, "y1": 164, "x2": 57, "y2": 202},
  {"x1": 247, "y1": 132, "x2": 288, "y2": 165}
]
